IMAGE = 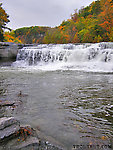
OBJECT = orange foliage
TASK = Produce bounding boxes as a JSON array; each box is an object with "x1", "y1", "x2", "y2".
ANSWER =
[
  {"x1": 4, "y1": 32, "x2": 22, "y2": 43},
  {"x1": 59, "y1": 26, "x2": 64, "y2": 30},
  {"x1": 99, "y1": 0, "x2": 113, "y2": 32}
]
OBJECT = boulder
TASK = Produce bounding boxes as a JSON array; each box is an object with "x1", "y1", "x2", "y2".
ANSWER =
[
  {"x1": 0, "y1": 117, "x2": 20, "y2": 141},
  {"x1": 0, "y1": 124, "x2": 20, "y2": 141},
  {"x1": 0, "y1": 117, "x2": 19, "y2": 130}
]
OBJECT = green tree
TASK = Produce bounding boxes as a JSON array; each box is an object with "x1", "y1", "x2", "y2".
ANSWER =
[
  {"x1": 14, "y1": 26, "x2": 50, "y2": 44},
  {"x1": 0, "y1": 3, "x2": 10, "y2": 41}
]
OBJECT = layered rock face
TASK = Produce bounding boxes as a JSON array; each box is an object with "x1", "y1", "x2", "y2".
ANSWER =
[
  {"x1": 0, "y1": 42, "x2": 20, "y2": 61},
  {"x1": 0, "y1": 116, "x2": 63, "y2": 150}
]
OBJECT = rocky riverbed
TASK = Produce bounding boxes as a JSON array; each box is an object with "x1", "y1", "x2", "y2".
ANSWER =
[{"x1": 0, "y1": 100, "x2": 64, "y2": 150}]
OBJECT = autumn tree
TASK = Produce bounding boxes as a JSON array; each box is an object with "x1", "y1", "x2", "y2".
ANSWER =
[
  {"x1": 99, "y1": 0, "x2": 113, "y2": 41},
  {"x1": 4, "y1": 31, "x2": 22, "y2": 43},
  {"x1": 6, "y1": 0, "x2": 113, "y2": 44},
  {"x1": 0, "y1": 3, "x2": 10, "y2": 41},
  {"x1": 71, "y1": 9, "x2": 78, "y2": 22},
  {"x1": 14, "y1": 26, "x2": 50, "y2": 44}
]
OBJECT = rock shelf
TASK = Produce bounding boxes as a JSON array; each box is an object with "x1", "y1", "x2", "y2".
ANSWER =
[{"x1": 0, "y1": 100, "x2": 64, "y2": 150}]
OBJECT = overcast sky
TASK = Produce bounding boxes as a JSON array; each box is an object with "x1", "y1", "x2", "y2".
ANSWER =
[{"x1": 1, "y1": 0, "x2": 93, "y2": 30}]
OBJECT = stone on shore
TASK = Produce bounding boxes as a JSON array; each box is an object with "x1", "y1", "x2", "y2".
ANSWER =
[
  {"x1": 13, "y1": 136, "x2": 39, "y2": 150},
  {"x1": 0, "y1": 117, "x2": 64, "y2": 150},
  {"x1": 0, "y1": 100, "x2": 15, "y2": 107},
  {"x1": 0, "y1": 117, "x2": 19, "y2": 130},
  {"x1": 0, "y1": 117, "x2": 20, "y2": 141},
  {"x1": 0, "y1": 124, "x2": 20, "y2": 141}
]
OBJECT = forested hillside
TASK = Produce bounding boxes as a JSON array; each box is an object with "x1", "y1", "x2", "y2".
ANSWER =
[
  {"x1": 14, "y1": 26, "x2": 51, "y2": 44},
  {"x1": 1, "y1": 0, "x2": 113, "y2": 44},
  {"x1": 43, "y1": 0, "x2": 113, "y2": 43}
]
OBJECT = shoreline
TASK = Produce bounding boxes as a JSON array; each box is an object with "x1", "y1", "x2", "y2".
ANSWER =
[{"x1": 0, "y1": 100, "x2": 64, "y2": 150}]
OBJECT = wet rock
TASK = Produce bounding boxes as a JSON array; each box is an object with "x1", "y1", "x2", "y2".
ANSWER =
[
  {"x1": 17, "y1": 91, "x2": 28, "y2": 97},
  {"x1": 0, "y1": 117, "x2": 20, "y2": 141},
  {"x1": 0, "y1": 100, "x2": 15, "y2": 107},
  {"x1": 13, "y1": 136, "x2": 39, "y2": 150},
  {"x1": 0, "y1": 117, "x2": 64, "y2": 150},
  {"x1": 0, "y1": 42, "x2": 36, "y2": 62},
  {"x1": 14, "y1": 138, "x2": 63, "y2": 150},
  {"x1": 0, "y1": 124, "x2": 20, "y2": 141},
  {"x1": 0, "y1": 117, "x2": 19, "y2": 130},
  {"x1": 38, "y1": 140, "x2": 64, "y2": 150},
  {"x1": 36, "y1": 129, "x2": 64, "y2": 150},
  {"x1": 0, "y1": 42, "x2": 18, "y2": 61}
]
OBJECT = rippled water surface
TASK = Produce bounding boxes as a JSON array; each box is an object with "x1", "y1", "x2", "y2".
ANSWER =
[{"x1": 0, "y1": 67, "x2": 113, "y2": 149}]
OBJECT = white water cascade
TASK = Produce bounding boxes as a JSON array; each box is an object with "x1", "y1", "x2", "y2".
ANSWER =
[{"x1": 13, "y1": 42, "x2": 113, "y2": 72}]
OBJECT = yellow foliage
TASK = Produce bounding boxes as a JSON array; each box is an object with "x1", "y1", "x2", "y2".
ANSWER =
[{"x1": 4, "y1": 32, "x2": 22, "y2": 44}]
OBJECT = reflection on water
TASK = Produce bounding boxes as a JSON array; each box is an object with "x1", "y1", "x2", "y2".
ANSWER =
[{"x1": 0, "y1": 68, "x2": 113, "y2": 149}]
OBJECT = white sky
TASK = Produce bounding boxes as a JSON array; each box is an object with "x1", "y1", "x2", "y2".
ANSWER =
[{"x1": 1, "y1": 0, "x2": 93, "y2": 30}]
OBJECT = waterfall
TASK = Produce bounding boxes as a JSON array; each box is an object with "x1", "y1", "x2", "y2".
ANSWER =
[{"x1": 13, "y1": 42, "x2": 113, "y2": 72}]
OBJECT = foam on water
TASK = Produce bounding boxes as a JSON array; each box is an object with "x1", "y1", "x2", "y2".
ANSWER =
[{"x1": 13, "y1": 42, "x2": 113, "y2": 73}]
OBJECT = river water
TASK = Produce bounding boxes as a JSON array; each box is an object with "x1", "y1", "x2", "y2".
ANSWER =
[{"x1": 0, "y1": 43, "x2": 113, "y2": 149}]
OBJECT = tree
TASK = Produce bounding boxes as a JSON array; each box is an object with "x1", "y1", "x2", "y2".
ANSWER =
[
  {"x1": 99, "y1": 0, "x2": 113, "y2": 41},
  {"x1": 0, "y1": 3, "x2": 10, "y2": 41},
  {"x1": 71, "y1": 9, "x2": 78, "y2": 22},
  {"x1": 4, "y1": 31, "x2": 22, "y2": 43},
  {"x1": 14, "y1": 26, "x2": 50, "y2": 44}
]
